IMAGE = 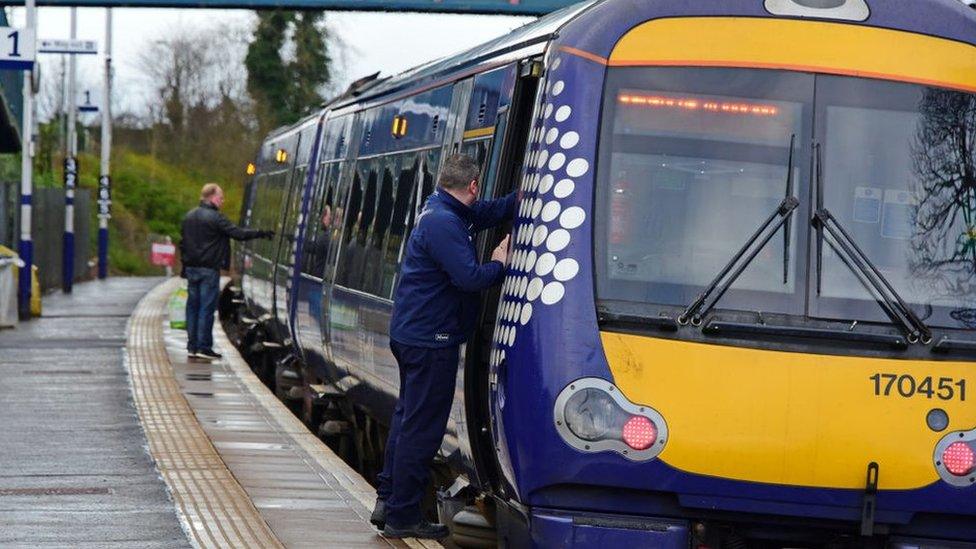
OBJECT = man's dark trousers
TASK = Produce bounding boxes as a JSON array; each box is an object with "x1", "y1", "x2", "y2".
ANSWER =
[
  {"x1": 185, "y1": 266, "x2": 220, "y2": 353},
  {"x1": 377, "y1": 340, "x2": 460, "y2": 528}
]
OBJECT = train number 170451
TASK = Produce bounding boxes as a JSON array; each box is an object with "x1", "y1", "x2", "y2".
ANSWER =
[{"x1": 870, "y1": 373, "x2": 966, "y2": 401}]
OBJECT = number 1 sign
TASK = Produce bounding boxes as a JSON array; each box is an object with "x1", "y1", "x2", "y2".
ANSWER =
[{"x1": 0, "y1": 27, "x2": 35, "y2": 70}]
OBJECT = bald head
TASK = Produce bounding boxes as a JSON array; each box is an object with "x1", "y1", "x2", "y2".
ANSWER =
[{"x1": 201, "y1": 183, "x2": 224, "y2": 209}]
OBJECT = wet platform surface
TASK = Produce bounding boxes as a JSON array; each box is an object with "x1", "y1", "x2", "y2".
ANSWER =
[
  {"x1": 0, "y1": 277, "x2": 188, "y2": 548},
  {"x1": 131, "y1": 278, "x2": 439, "y2": 548},
  {"x1": 0, "y1": 277, "x2": 441, "y2": 548}
]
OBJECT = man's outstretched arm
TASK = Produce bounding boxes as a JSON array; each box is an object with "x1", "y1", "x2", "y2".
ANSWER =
[{"x1": 216, "y1": 214, "x2": 273, "y2": 241}]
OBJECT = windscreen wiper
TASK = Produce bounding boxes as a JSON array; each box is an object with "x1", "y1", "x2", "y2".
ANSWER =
[
  {"x1": 782, "y1": 134, "x2": 796, "y2": 285},
  {"x1": 678, "y1": 136, "x2": 799, "y2": 326},
  {"x1": 812, "y1": 143, "x2": 933, "y2": 344}
]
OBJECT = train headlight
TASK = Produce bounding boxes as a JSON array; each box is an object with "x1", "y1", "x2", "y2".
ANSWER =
[
  {"x1": 554, "y1": 378, "x2": 668, "y2": 461},
  {"x1": 934, "y1": 427, "x2": 976, "y2": 487}
]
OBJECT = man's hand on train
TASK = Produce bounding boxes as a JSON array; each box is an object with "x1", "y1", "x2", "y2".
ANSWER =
[{"x1": 492, "y1": 235, "x2": 510, "y2": 266}]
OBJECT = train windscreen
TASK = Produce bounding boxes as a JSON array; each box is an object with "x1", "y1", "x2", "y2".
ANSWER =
[
  {"x1": 595, "y1": 67, "x2": 976, "y2": 329},
  {"x1": 595, "y1": 68, "x2": 812, "y2": 316},
  {"x1": 812, "y1": 76, "x2": 976, "y2": 328}
]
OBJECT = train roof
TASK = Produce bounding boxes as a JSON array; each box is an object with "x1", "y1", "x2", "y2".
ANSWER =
[
  {"x1": 329, "y1": 0, "x2": 597, "y2": 110},
  {"x1": 259, "y1": 0, "x2": 975, "y2": 146},
  {"x1": 559, "y1": 0, "x2": 976, "y2": 61}
]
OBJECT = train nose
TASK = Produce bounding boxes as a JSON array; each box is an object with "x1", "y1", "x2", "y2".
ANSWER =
[{"x1": 553, "y1": 377, "x2": 668, "y2": 461}]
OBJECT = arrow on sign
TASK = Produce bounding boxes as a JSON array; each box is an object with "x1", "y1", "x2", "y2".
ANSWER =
[{"x1": 39, "y1": 38, "x2": 97, "y2": 55}]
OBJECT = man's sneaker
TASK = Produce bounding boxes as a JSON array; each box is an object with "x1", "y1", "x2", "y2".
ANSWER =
[
  {"x1": 382, "y1": 520, "x2": 449, "y2": 540},
  {"x1": 187, "y1": 350, "x2": 201, "y2": 359},
  {"x1": 369, "y1": 499, "x2": 385, "y2": 530},
  {"x1": 197, "y1": 349, "x2": 222, "y2": 360}
]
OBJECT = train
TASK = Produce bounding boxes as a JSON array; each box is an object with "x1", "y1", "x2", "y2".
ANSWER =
[{"x1": 221, "y1": 0, "x2": 976, "y2": 546}]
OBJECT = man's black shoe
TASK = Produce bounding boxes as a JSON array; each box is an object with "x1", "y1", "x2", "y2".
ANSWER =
[
  {"x1": 369, "y1": 499, "x2": 385, "y2": 530},
  {"x1": 198, "y1": 349, "x2": 222, "y2": 360},
  {"x1": 382, "y1": 520, "x2": 449, "y2": 540}
]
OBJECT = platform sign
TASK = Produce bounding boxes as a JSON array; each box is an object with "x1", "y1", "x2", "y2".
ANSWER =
[
  {"x1": 0, "y1": 27, "x2": 35, "y2": 70},
  {"x1": 79, "y1": 90, "x2": 98, "y2": 113},
  {"x1": 97, "y1": 175, "x2": 111, "y2": 217},
  {"x1": 63, "y1": 156, "x2": 77, "y2": 191},
  {"x1": 38, "y1": 38, "x2": 97, "y2": 55},
  {"x1": 151, "y1": 242, "x2": 177, "y2": 267}
]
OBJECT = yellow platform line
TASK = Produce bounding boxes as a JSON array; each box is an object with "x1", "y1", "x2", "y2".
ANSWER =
[
  {"x1": 126, "y1": 278, "x2": 283, "y2": 549},
  {"x1": 130, "y1": 277, "x2": 443, "y2": 549},
  {"x1": 211, "y1": 288, "x2": 443, "y2": 549}
]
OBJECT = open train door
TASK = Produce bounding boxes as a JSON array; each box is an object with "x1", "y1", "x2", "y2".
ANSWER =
[{"x1": 462, "y1": 58, "x2": 543, "y2": 498}]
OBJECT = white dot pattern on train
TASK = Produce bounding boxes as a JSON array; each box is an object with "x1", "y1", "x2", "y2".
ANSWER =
[{"x1": 489, "y1": 57, "x2": 589, "y2": 370}]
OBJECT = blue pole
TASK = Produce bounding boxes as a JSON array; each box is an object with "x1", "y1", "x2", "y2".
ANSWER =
[
  {"x1": 97, "y1": 221, "x2": 108, "y2": 279},
  {"x1": 17, "y1": 211, "x2": 32, "y2": 321},
  {"x1": 98, "y1": 10, "x2": 113, "y2": 279},
  {"x1": 63, "y1": 8, "x2": 77, "y2": 294},
  {"x1": 62, "y1": 225, "x2": 74, "y2": 290},
  {"x1": 62, "y1": 156, "x2": 77, "y2": 293},
  {"x1": 17, "y1": 0, "x2": 36, "y2": 320}
]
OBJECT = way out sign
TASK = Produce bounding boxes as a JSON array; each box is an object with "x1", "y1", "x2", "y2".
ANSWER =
[
  {"x1": 38, "y1": 38, "x2": 97, "y2": 55},
  {"x1": 0, "y1": 27, "x2": 36, "y2": 70},
  {"x1": 150, "y1": 242, "x2": 176, "y2": 267}
]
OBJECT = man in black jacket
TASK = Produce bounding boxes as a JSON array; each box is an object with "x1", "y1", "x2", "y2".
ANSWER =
[{"x1": 180, "y1": 183, "x2": 273, "y2": 359}]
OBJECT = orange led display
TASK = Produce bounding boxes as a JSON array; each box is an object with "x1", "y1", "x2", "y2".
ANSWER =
[{"x1": 618, "y1": 94, "x2": 780, "y2": 116}]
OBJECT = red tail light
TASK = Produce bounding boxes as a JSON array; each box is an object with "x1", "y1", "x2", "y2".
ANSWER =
[
  {"x1": 622, "y1": 415, "x2": 657, "y2": 450},
  {"x1": 554, "y1": 378, "x2": 669, "y2": 461},
  {"x1": 942, "y1": 442, "x2": 975, "y2": 477}
]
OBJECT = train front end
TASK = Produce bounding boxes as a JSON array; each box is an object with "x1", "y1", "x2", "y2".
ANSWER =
[{"x1": 489, "y1": 0, "x2": 976, "y2": 546}]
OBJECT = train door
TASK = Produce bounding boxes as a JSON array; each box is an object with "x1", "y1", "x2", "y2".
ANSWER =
[
  {"x1": 286, "y1": 117, "x2": 328, "y2": 349},
  {"x1": 270, "y1": 130, "x2": 307, "y2": 339},
  {"x1": 464, "y1": 59, "x2": 542, "y2": 493}
]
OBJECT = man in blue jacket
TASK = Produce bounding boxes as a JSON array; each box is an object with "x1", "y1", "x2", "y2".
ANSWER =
[{"x1": 374, "y1": 154, "x2": 514, "y2": 539}]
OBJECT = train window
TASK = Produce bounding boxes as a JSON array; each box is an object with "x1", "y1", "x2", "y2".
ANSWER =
[
  {"x1": 813, "y1": 75, "x2": 976, "y2": 328},
  {"x1": 324, "y1": 162, "x2": 349, "y2": 284},
  {"x1": 363, "y1": 160, "x2": 396, "y2": 295},
  {"x1": 302, "y1": 162, "x2": 334, "y2": 278},
  {"x1": 256, "y1": 175, "x2": 271, "y2": 262},
  {"x1": 354, "y1": 164, "x2": 378, "y2": 290},
  {"x1": 594, "y1": 67, "x2": 813, "y2": 316},
  {"x1": 336, "y1": 167, "x2": 364, "y2": 287},
  {"x1": 419, "y1": 149, "x2": 439, "y2": 212},
  {"x1": 383, "y1": 155, "x2": 419, "y2": 298},
  {"x1": 279, "y1": 165, "x2": 307, "y2": 265},
  {"x1": 461, "y1": 138, "x2": 492, "y2": 183},
  {"x1": 480, "y1": 112, "x2": 507, "y2": 201}
]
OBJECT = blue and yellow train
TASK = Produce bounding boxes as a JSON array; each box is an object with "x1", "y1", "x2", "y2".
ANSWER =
[{"x1": 226, "y1": 0, "x2": 976, "y2": 545}]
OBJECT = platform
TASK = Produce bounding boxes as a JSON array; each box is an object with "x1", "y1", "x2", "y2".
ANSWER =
[
  {"x1": 0, "y1": 277, "x2": 188, "y2": 548},
  {"x1": 0, "y1": 277, "x2": 441, "y2": 548}
]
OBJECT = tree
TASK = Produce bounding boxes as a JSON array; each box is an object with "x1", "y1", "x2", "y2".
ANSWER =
[
  {"x1": 245, "y1": 11, "x2": 294, "y2": 129},
  {"x1": 288, "y1": 12, "x2": 332, "y2": 121},
  {"x1": 910, "y1": 88, "x2": 976, "y2": 324},
  {"x1": 245, "y1": 10, "x2": 333, "y2": 129},
  {"x1": 135, "y1": 23, "x2": 260, "y2": 179}
]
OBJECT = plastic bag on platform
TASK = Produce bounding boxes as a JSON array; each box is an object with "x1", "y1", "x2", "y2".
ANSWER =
[{"x1": 168, "y1": 282, "x2": 188, "y2": 330}]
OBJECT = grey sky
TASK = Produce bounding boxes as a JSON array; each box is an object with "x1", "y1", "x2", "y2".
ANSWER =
[{"x1": 8, "y1": 7, "x2": 533, "y2": 118}]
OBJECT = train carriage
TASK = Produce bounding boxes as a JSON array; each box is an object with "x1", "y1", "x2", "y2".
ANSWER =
[{"x1": 229, "y1": 0, "x2": 976, "y2": 546}]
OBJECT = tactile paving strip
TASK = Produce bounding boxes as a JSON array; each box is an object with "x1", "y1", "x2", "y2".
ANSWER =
[
  {"x1": 128, "y1": 277, "x2": 442, "y2": 549},
  {"x1": 127, "y1": 278, "x2": 284, "y2": 549}
]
